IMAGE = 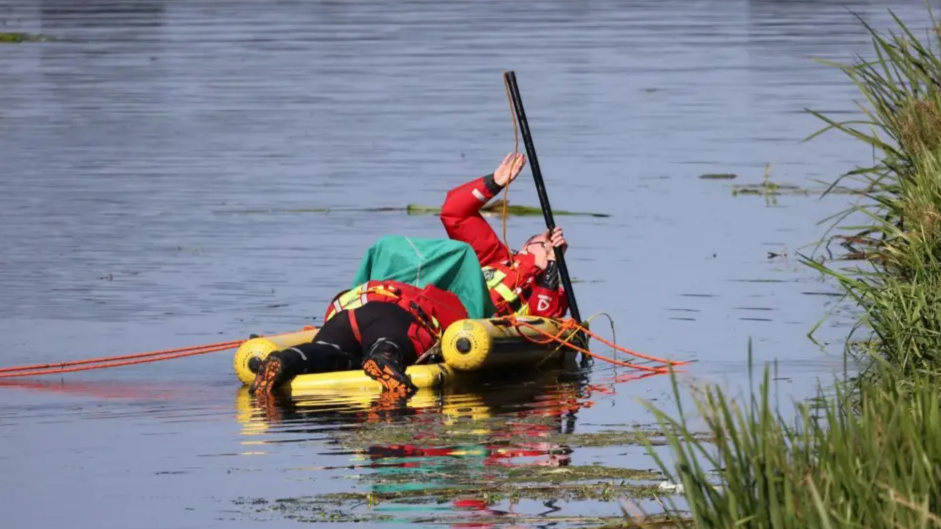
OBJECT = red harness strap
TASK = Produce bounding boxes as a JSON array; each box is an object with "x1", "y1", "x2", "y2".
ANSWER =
[{"x1": 348, "y1": 309, "x2": 364, "y2": 345}]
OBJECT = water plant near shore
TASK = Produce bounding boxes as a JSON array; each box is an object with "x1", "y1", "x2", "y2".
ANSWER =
[
  {"x1": 629, "y1": 6, "x2": 941, "y2": 528},
  {"x1": 801, "y1": 6, "x2": 941, "y2": 378},
  {"x1": 638, "y1": 353, "x2": 941, "y2": 528}
]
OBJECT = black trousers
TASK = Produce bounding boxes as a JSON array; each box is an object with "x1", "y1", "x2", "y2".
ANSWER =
[{"x1": 268, "y1": 302, "x2": 420, "y2": 378}]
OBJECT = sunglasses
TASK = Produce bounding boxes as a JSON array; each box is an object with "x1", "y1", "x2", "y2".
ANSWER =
[{"x1": 523, "y1": 237, "x2": 548, "y2": 249}]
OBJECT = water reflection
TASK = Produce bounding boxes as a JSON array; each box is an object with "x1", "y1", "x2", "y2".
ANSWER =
[
  {"x1": 0, "y1": 378, "x2": 177, "y2": 401},
  {"x1": 233, "y1": 367, "x2": 667, "y2": 526},
  {"x1": 236, "y1": 368, "x2": 590, "y2": 434}
]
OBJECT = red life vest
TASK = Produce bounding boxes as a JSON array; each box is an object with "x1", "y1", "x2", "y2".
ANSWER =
[
  {"x1": 323, "y1": 280, "x2": 468, "y2": 356},
  {"x1": 482, "y1": 253, "x2": 541, "y2": 316}
]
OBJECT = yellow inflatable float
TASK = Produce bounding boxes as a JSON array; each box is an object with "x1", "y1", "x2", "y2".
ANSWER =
[{"x1": 233, "y1": 316, "x2": 583, "y2": 394}]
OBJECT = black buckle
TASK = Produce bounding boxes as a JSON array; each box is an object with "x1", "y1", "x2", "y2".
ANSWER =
[{"x1": 409, "y1": 300, "x2": 433, "y2": 327}]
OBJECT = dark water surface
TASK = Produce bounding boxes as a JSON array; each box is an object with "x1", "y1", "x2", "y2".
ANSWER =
[{"x1": 0, "y1": 0, "x2": 929, "y2": 527}]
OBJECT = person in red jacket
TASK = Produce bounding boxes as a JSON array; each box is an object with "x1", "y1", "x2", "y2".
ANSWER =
[
  {"x1": 249, "y1": 280, "x2": 469, "y2": 399},
  {"x1": 441, "y1": 153, "x2": 569, "y2": 318}
]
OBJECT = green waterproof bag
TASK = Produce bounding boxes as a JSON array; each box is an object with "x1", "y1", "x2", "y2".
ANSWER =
[{"x1": 350, "y1": 235, "x2": 497, "y2": 320}]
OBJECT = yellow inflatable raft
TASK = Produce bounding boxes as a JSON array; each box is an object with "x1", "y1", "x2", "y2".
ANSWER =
[{"x1": 233, "y1": 316, "x2": 582, "y2": 394}]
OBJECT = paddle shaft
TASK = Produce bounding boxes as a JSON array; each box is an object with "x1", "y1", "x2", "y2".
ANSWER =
[{"x1": 503, "y1": 71, "x2": 584, "y2": 329}]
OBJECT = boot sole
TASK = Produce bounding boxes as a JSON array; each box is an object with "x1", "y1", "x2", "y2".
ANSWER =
[
  {"x1": 363, "y1": 359, "x2": 414, "y2": 397},
  {"x1": 250, "y1": 358, "x2": 284, "y2": 395}
]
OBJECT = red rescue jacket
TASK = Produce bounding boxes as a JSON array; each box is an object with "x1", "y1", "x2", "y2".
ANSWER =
[
  {"x1": 440, "y1": 175, "x2": 569, "y2": 318},
  {"x1": 323, "y1": 280, "x2": 469, "y2": 356}
]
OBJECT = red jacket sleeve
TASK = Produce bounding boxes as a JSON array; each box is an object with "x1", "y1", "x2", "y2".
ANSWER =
[{"x1": 440, "y1": 174, "x2": 509, "y2": 267}]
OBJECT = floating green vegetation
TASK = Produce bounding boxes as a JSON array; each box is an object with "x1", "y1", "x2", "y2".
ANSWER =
[
  {"x1": 236, "y1": 494, "x2": 681, "y2": 527},
  {"x1": 232, "y1": 456, "x2": 690, "y2": 525},
  {"x1": 348, "y1": 462, "x2": 663, "y2": 491},
  {"x1": 698, "y1": 173, "x2": 737, "y2": 180},
  {"x1": 219, "y1": 200, "x2": 610, "y2": 218},
  {"x1": 234, "y1": 497, "x2": 393, "y2": 523},
  {"x1": 731, "y1": 163, "x2": 864, "y2": 204},
  {"x1": 407, "y1": 200, "x2": 611, "y2": 218},
  {"x1": 244, "y1": 464, "x2": 666, "y2": 506},
  {"x1": 316, "y1": 481, "x2": 662, "y2": 505},
  {"x1": 0, "y1": 32, "x2": 50, "y2": 43},
  {"x1": 333, "y1": 414, "x2": 711, "y2": 449}
]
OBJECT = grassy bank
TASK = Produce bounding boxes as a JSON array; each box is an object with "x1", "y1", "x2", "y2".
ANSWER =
[{"x1": 633, "y1": 7, "x2": 941, "y2": 528}]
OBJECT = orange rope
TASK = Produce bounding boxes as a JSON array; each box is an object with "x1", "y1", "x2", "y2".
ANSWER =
[
  {"x1": 504, "y1": 315, "x2": 689, "y2": 373},
  {"x1": 0, "y1": 339, "x2": 248, "y2": 378}
]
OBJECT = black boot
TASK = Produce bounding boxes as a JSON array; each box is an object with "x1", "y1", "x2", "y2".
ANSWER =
[
  {"x1": 249, "y1": 354, "x2": 290, "y2": 396},
  {"x1": 362, "y1": 341, "x2": 418, "y2": 398}
]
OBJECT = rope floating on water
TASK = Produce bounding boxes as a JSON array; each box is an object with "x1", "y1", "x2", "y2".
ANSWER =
[{"x1": 0, "y1": 339, "x2": 248, "y2": 378}]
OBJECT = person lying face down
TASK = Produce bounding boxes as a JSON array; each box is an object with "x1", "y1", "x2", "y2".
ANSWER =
[
  {"x1": 250, "y1": 280, "x2": 469, "y2": 400},
  {"x1": 440, "y1": 153, "x2": 569, "y2": 318}
]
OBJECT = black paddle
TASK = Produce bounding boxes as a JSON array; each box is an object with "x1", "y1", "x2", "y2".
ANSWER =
[{"x1": 503, "y1": 71, "x2": 590, "y2": 363}]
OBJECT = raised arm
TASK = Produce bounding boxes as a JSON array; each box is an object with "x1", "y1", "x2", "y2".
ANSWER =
[{"x1": 440, "y1": 154, "x2": 527, "y2": 267}]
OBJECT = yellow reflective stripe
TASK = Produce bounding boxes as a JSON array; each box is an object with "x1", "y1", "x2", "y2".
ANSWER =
[
  {"x1": 493, "y1": 283, "x2": 526, "y2": 314},
  {"x1": 483, "y1": 267, "x2": 507, "y2": 290},
  {"x1": 485, "y1": 268, "x2": 537, "y2": 316},
  {"x1": 493, "y1": 282, "x2": 516, "y2": 303},
  {"x1": 324, "y1": 282, "x2": 444, "y2": 331},
  {"x1": 325, "y1": 283, "x2": 369, "y2": 321}
]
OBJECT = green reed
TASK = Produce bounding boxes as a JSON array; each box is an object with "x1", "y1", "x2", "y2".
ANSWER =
[
  {"x1": 637, "y1": 356, "x2": 941, "y2": 528},
  {"x1": 801, "y1": 3, "x2": 941, "y2": 377}
]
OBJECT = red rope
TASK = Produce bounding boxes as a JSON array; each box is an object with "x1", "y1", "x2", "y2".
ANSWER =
[{"x1": 0, "y1": 339, "x2": 247, "y2": 378}]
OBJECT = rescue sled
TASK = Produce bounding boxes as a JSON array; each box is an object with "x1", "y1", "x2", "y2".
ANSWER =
[
  {"x1": 232, "y1": 235, "x2": 583, "y2": 394},
  {"x1": 233, "y1": 315, "x2": 581, "y2": 394}
]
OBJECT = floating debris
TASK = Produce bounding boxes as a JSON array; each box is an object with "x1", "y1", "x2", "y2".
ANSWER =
[{"x1": 656, "y1": 480, "x2": 685, "y2": 494}]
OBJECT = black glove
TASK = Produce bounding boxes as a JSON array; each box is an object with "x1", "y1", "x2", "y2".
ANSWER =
[{"x1": 536, "y1": 261, "x2": 560, "y2": 290}]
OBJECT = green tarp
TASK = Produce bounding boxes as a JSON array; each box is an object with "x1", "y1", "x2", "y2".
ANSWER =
[{"x1": 351, "y1": 235, "x2": 497, "y2": 319}]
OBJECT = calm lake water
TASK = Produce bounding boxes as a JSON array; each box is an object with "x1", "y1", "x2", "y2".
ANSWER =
[{"x1": 0, "y1": 0, "x2": 929, "y2": 527}]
